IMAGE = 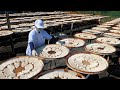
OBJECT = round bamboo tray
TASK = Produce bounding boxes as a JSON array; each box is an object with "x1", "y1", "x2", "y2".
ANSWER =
[
  {"x1": 0, "y1": 22, "x2": 6, "y2": 25},
  {"x1": 56, "y1": 38, "x2": 85, "y2": 48},
  {"x1": 96, "y1": 37, "x2": 120, "y2": 46},
  {"x1": 0, "y1": 30, "x2": 13, "y2": 37},
  {"x1": 91, "y1": 27, "x2": 109, "y2": 32},
  {"x1": 110, "y1": 30, "x2": 120, "y2": 34},
  {"x1": 38, "y1": 68, "x2": 85, "y2": 79},
  {"x1": 97, "y1": 25, "x2": 111, "y2": 28},
  {"x1": 85, "y1": 43, "x2": 116, "y2": 55},
  {"x1": 36, "y1": 44, "x2": 70, "y2": 59},
  {"x1": 11, "y1": 25, "x2": 20, "y2": 29},
  {"x1": 74, "y1": 33, "x2": 97, "y2": 40},
  {"x1": 66, "y1": 53, "x2": 109, "y2": 75},
  {"x1": 12, "y1": 28, "x2": 32, "y2": 33},
  {"x1": 112, "y1": 27, "x2": 120, "y2": 30},
  {"x1": 103, "y1": 32, "x2": 120, "y2": 39},
  {"x1": 18, "y1": 23, "x2": 32, "y2": 27},
  {"x1": 82, "y1": 29, "x2": 102, "y2": 35},
  {"x1": 0, "y1": 56, "x2": 44, "y2": 79},
  {"x1": 116, "y1": 24, "x2": 120, "y2": 27},
  {"x1": 102, "y1": 23, "x2": 114, "y2": 26},
  {"x1": 0, "y1": 25, "x2": 8, "y2": 30}
]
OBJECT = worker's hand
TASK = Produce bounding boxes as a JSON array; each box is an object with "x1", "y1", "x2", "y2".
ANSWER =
[{"x1": 32, "y1": 50, "x2": 38, "y2": 56}]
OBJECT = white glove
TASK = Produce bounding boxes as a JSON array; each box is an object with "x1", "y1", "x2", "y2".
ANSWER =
[{"x1": 32, "y1": 50, "x2": 38, "y2": 56}]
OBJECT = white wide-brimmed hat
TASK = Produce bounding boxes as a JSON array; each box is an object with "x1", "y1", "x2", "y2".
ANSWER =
[{"x1": 35, "y1": 19, "x2": 44, "y2": 28}]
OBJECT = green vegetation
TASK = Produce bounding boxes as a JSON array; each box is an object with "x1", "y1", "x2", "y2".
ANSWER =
[{"x1": 78, "y1": 11, "x2": 120, "y2": 23}]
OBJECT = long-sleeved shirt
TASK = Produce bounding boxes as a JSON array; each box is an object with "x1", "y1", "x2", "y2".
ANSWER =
[{"x1": 26, "y1": 29, "x2": 52, "y2": 56}]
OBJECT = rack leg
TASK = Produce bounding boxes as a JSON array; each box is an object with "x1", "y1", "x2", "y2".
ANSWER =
[
  {"x1": 9, "y1": 35, "x2": 15, "y2": 55},
  {"x1": 86, "y1": 74, "x2": 91, "y2": 79}
]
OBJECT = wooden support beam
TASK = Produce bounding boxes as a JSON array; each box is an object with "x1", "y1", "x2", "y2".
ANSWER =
[{"x1": 6, "y1": 12, "x2": 11, "y2": 30}]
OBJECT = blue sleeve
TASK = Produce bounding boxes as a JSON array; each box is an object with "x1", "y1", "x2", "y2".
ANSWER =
[
  {"x1": 29, "y1": 42, "x2": 34, "y2": 51},
  {"x1": 28, "y1": 30, "x2": 35, "y2": 43},
  {"x1": 43, "y1": 30, "x2": 52, "y2": 40}
]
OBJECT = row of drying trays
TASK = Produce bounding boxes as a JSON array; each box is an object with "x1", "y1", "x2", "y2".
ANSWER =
[
  {"x1": 0, "y1": 12, "x2": 107, "y2": 31},
  {"x1": 0, "y1": 11, "x2": 69, "y2": 18},
  {"x1": 0, "y1": 13, "x2": 107, "y2": 53},
  {"x1": 0, "y1": 16, "x2": 120, "y2": 38},
  {"x1": 0, "y1": 12, "x2": 106, "y2": 54},
  {"x1": 0, "y1": 17, "x2": 119, "y2": 57},
  {"x1": 0, "y1": 18, "x2": 120, "y2": 79}
]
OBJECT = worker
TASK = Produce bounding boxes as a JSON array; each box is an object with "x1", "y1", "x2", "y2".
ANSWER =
[{"x1": 26, "y1": 19, "x2": 52, "y2": 56}]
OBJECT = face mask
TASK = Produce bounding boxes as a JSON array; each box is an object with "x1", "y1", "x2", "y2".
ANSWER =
[{"x1": 37, "y1": 28, "x2": 42, "y2": 32}]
